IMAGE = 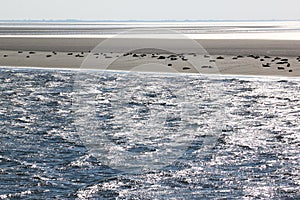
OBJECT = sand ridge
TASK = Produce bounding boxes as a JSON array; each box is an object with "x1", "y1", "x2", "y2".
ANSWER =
[{"x1": 0, "y1": 50, "x2": 299, "y2": 77}]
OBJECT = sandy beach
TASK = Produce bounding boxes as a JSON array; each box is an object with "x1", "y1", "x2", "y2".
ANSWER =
[{"x1": 0, "y1": 37, "x2": 300, "y2": 76}]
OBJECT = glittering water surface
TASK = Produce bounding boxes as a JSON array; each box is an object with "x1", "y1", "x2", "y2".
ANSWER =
[{"x1": 0, "y1": 67, "x2": 299, "y2": 199}]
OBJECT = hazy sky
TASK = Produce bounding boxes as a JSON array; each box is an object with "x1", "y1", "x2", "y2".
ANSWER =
[{"x1": 1, "y1": 0, "x2": 299, "y2": 20}]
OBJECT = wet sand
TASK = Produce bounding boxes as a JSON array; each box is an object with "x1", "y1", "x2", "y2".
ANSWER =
[
  {"x1": 0, "y1": 37, "x2": 300, "y2": 56},
  {"x1": 0, "y1": 37, "x2": 300, "y2": 76}
]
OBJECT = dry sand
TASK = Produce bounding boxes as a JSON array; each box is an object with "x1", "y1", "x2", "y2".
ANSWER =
[{"x1": 0, "y1": 37, "x2": 299, "y2": 77}]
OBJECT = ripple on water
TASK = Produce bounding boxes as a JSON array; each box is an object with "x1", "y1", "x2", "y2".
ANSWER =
[{"x1": 0, "y1": 68, "x2": 299, "y2": 199}]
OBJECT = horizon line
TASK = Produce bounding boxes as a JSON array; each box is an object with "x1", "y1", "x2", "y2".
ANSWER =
[{"x1": 0, "y1": 19, "x2": 300, "y2": 23}]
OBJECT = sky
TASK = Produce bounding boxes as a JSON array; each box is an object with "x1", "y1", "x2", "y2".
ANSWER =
[{"x1": 0, "y1": 0, "x2": 299, "y2": 21}]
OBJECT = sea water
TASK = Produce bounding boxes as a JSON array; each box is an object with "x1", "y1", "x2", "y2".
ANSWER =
[{"x1": 0, "y1": 67, "x2": 299, "y2": 199}]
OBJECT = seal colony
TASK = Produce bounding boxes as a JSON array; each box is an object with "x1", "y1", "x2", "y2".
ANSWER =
[
  {"x1": 0, "y1": 37, "x2": 300, "y2": 76},
  {"x1": 0, "y1": 49, "x2": 299, "y2": 76}
]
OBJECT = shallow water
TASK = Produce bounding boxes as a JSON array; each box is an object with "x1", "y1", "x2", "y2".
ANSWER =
[
  {"x1": 0, "y1": 67, "x2": 299, "y2": 199},
  {"x1": 1, "y1": 21, "x2": 300, "y2": 40}
]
